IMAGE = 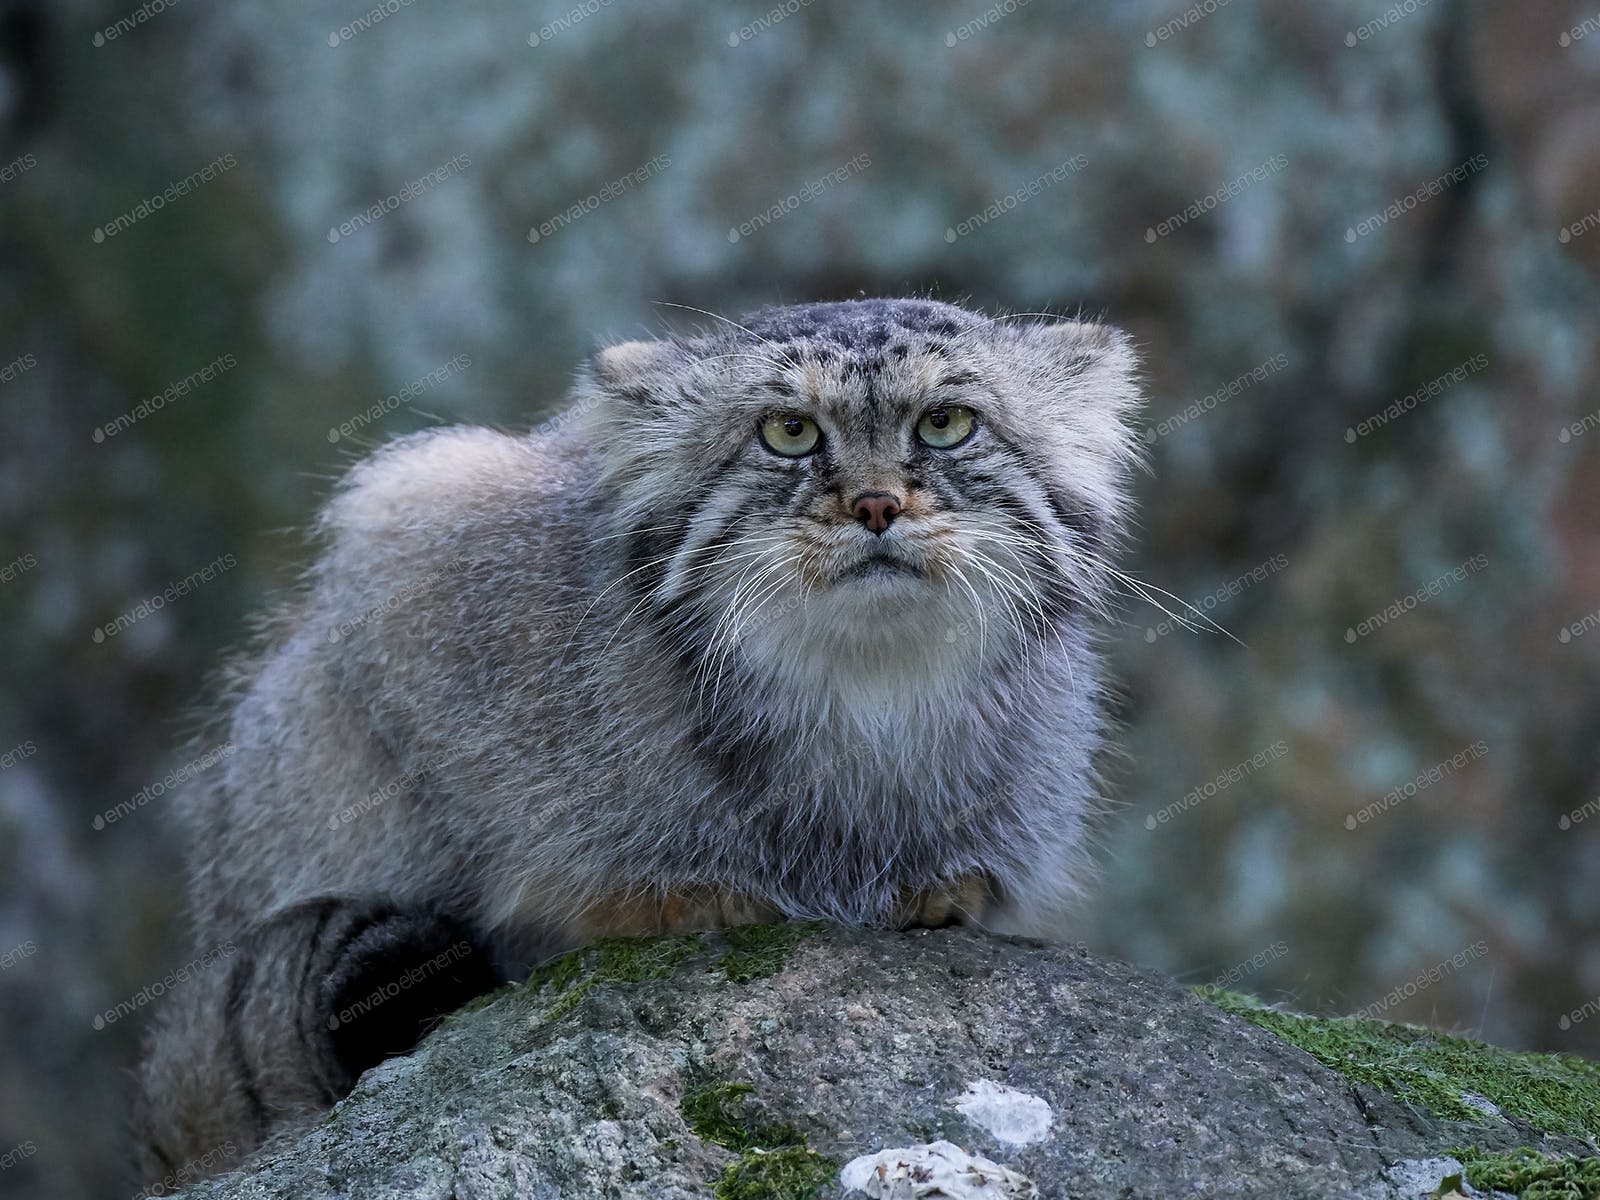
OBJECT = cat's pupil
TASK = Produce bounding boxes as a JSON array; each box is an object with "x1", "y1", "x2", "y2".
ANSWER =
[
  {"x1": 783, "y1": 418, "x2": 804, "y2": 436},
  {"x1": 930, "y1": 410, "x2": 949, "y2": 428}
]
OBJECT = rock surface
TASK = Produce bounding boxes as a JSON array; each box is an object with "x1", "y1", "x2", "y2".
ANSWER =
[{"x1": 177, "y1": 925, "x2": 1599, "y2": 1199}]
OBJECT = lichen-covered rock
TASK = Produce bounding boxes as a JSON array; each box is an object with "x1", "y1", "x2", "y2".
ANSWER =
[{"x1": 175, "y1": 926, "x2": 1600, "y2": 1199}]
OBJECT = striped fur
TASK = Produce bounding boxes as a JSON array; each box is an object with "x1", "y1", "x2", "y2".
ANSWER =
[{"x1": 134, "y1": 299, "x2": 1142, "y2": 1185}]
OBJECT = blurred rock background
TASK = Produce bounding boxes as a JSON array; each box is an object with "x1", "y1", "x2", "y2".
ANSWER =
[{"x1": 1, "y1": 0, "x2": 1598, "y2": 1196}]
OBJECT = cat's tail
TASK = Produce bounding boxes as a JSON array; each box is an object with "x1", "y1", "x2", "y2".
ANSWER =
[{"x1": 131, "y1": 898, "x2": 499, "y2": 1195}]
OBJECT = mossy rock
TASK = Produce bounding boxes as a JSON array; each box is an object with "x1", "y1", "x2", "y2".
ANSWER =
[
  {"x1": 180, "y1": 926, "x2": 1600, "y2": 1199},
  {"x1": 1200, "y1": 987, "x2": 1600, "y2": 1197},
  {"x1": 1200, "y1": 987, "x2": 1600, "y2": 1138}
]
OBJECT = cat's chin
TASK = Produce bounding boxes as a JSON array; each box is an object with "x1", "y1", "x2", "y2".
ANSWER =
[{"x1": 833, "y1": 556, "x2": 928, "y2": 584}]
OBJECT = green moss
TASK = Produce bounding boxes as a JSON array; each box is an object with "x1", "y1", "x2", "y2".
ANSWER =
[
  {"x1": 526, "y1": 934, "x2": 704, "y2": 1020},
  {"x1": 682, "y1": 1082, "x2": 802, "y2": 1151},
  {"x1": 715, "y1": 922, "x2": 826, "y2": 984},
  {"x1": 475, "y1": 922, "x2": 821, "y2": 1028},
  {"x1": 1199, "y1": 988, "x2": 1600, "y2": 1138},
  {"x1": 1450, "y1": 1147, "x2": 1600, "y2": 1199},
  {"x1": 443, "y1": 982, "x2": 516, "y2": 1024},
  {"x1": 714, "y1": 1145, "x2": 837, "y2": 1200},
  {"x1": 683, "y1": 1082, "x2": 763, "y2": 1149},
  {"x1": 680, "y1": 1081, "x2": 836, "y2": 1200}
]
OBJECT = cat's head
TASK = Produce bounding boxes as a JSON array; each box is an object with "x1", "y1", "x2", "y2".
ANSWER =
[{"x1": 579, "y1": 298, "x2": 1141, "y2": 669}]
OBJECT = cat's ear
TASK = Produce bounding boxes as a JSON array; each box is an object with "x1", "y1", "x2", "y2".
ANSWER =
[
  {"x1": 1017, "y1": 319, "x2": 1136, "y2": 382},
  {"x1": 590, "y1": 339, "x2": 685, "y2": 402},
  {"x1": 1015, "y1": 319, "x2": 1141, "y2": 420}
]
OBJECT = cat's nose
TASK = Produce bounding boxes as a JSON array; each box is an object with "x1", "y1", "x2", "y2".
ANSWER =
[{"x1": 851, "y1": 491, "x2": 902, "y2": 535}]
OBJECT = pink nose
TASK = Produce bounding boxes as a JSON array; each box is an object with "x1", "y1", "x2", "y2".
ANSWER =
[{"x1": 851, "y1": 492, "x2": 902, "y2": 535}]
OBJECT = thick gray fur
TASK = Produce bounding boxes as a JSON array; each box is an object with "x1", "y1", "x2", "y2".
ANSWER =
[{"x1": 133, "y1": 298, "x2": 1142, "y2": 1187}]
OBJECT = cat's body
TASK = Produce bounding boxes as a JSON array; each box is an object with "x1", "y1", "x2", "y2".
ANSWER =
[{"x1": 134, "y1": 298, "x2": 1141, "y2": 1189}]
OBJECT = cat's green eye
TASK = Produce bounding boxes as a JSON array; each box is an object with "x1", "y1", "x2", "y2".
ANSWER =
[
  {"x1": 759, "y1": 413, "x2": 821, "y2": 457},
  {"x1": 916, "y1": 404, "x2": 976, "y2": 449}
]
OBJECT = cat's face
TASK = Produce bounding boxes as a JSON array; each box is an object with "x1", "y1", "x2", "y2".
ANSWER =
[{"x1": 582, "y1": 299, "x2": 1140, "y2": 667}]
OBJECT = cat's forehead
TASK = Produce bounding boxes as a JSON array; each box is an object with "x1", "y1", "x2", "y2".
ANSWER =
[
  {"x1": 718, "y1": 299, "x2": 997, "y2": 416},
  {"x1": 736, "y1": 298, "x2": 982, "y2": 354}
]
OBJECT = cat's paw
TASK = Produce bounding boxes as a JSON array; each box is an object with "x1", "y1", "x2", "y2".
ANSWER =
[{"x1": 896, "y1": 874, "x2": 995, "y2": 930}]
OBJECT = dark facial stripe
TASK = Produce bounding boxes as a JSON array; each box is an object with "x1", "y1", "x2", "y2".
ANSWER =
[{"x1": 1040, "y1": 482, "x2": 1105, "y2": 559}]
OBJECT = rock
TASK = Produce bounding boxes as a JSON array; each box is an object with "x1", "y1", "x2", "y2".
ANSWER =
[{"x1": 174, "y1": 924, "x2": 1600, "y2": 1199}]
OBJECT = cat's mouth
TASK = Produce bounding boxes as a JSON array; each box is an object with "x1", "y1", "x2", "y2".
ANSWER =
[{"x1": 835, "y1": 549, "x2": 928, "y2": 582}]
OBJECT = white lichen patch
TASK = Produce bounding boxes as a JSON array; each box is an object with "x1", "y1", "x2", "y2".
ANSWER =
[
  {"x1": 951, "y1": 1079, "x2": 1054, "y2": 1145},
  {"x1": 840, "y1": 1140, "x2": 1040, "y2": 1198},
  {"x1": 1457, "y1": 1091, "x2": 1502, "y2": 1118},
  {"x1": 1384, "y1": 1156, "x2": 1467, "y2": 1198}
]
